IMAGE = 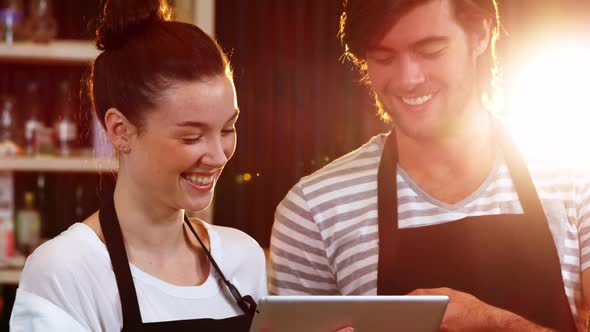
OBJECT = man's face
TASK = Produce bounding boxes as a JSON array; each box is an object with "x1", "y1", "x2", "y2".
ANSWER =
[{"x1": 366, "y1": 0, "x2": 487, "y2": 141}]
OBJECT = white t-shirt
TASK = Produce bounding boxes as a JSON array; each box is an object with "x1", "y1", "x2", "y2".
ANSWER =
[{"x1": 10, "y1": 221, "x2": 268, "y2": 332}]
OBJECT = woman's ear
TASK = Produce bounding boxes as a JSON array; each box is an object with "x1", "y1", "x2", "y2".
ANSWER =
[
  {"x1": 472, "y1": 16, "x2": 493, "y2": 58},
  {"x1": 104, "y1": 108, "x2": 137, "y2": 154}
]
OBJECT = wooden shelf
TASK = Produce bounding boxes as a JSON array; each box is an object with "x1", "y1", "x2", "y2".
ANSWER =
[
  {"x1": 0, "y1": 255, "x2": 24, "y2": 284},
  {"x1": 0, "y1": 268, "x2": 21, "y2": 284},
  {"x1": 0, "y1": 40, "x2": 99, "y2": 65},
  {"x1": 0, "y1": 157, "x2": 117, "y2": 173}
]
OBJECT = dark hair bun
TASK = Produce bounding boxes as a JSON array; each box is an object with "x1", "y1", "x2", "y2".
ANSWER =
[{"x1": 96, "y1": 0, "x2": 172, "y2": 51}]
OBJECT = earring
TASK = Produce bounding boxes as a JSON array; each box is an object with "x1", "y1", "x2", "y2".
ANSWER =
[{"x1": 120, "y1": 146, "x2": 129, "y2": 153}]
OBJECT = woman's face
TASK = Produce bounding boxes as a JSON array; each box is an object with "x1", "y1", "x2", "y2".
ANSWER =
[{"x1": 124, "y1": 75, "x2": 238, "y2": 213}]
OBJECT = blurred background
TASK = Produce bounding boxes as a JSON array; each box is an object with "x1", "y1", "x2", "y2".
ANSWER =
[
  {"x1": 214, "y1": 0, "x2": 590, "y2": 246},
  {"x1": 0, "y1": 0, "x2": 588, "y2": 328}
]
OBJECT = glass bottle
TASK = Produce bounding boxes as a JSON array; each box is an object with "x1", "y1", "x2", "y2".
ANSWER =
[
  {"x1": 0, "y1": 171, "x2": 14, "y2": 258},
  {"x1": 74, "y1": 180, "x2": 84, "y2": 220},
  {"x1": 54, "y1": 80, "x2": 77, "y2": 157},
  {"x1": 23, "y1": 81, "x2": 43, "y2": 155},
  {"x1": 16, "y1": 191, "x2": 41, "y2": 255},
  {"x1": 35, "y1": 173, "x2": 49, "y2": 238},
  {"x1": 0, "y1": 95, "x2": 14, "y2": 142},
  {"x1": 0, "y1": 0, "x2": 24, "y2": 44},
  {"x1": 23, "y1": 0, "x2": 57, "y2": 43}
]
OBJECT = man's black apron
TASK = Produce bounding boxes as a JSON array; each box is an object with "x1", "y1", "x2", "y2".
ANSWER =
[
  {"x1": 98, "y1": 193, "x2": 256, "y2": 331},
  {"x1": 377, "y1": 126, "x2": 576, "y2": 331}
]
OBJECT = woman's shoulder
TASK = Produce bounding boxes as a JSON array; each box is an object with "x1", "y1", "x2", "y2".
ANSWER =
[
  {"x1": 199, "y1": 222, "x2": 265, "y2": 273},
  {"x1": 208, "y1": 222, "x2": 256, "y2": 240},
  {"x1": 202, "y1": 223, "x2": 268, "y2": 296},
  {"x1": 20, "y1": 221, "x2": 109, "y2": 289},
  {"x1": 15, "y1": 220, "x2": 118, "y2": 332},
  {"x1": 206, "y1": 223, "x2": 262, "y2": 254}
]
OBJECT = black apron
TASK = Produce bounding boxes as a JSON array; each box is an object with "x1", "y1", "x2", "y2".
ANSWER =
[
  {"x1": 376, "y1": 125, "x2": 576, "y2": 331},
  {"x1": 98, "y1": 193, "x2": 256, "y2": 331}
]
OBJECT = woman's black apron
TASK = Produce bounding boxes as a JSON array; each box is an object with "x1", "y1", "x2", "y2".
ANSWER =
[
  {"x1": 376, "y1": 126, "x2": 576, "y2": 331},
  {"x1": 98, "y1": 193, "x2": 256, "y2": 331}
]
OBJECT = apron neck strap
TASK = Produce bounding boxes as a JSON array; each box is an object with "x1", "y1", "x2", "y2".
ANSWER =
[
  {"x1": 98, "y1": 192, "x2": 143, "y2": 327},
  {"x1": 183, "y1": 217, "x2": 257, "y2": 317},
  {"x1": 493, "y1": 123, "x2": 545, "y2": 217}
]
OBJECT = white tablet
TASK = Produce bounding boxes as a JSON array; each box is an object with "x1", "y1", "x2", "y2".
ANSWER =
[{"x1": 249, "y1": 295, "x2": 448, "y2": 332}]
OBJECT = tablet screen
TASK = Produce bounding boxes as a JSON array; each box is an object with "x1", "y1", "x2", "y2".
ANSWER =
[{"x1": 250, "y1": 295, "x2": 448, "y2": 332}]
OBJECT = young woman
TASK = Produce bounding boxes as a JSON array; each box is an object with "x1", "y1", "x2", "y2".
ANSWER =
[{"x1": 10, "y1": 0, "x2": 266, "y2": 330}]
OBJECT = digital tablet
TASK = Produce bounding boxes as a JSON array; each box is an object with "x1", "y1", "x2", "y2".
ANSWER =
[{"x1": 249, "y1": 295, "x2": 448, "y2": 332}]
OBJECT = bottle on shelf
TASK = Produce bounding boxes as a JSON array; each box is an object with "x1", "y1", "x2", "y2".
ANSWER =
[
  {"x1": 54, "y1": 80, "x2": 78, "y2": 157},
  {"x1": 0, "y1": 216, "x2": 15, "y2": 258},
  {"x1": 0, "y1": 95, "x2": 14, "y2": 142},
  {"x1": 23, "y1": 0, "x2": 57, "y2": 43},
  {"x1": 16, "y1": 191, "x2": 41, "y2": 255},
  {"x1": 74, "y1": 180, "x2": 84, "y2": 221},
  {"x1": 23, "y1": 81, "x2": 44, "y2": 156},
  {"x1": 0, "y1": 171, "x2": 14, "y2": 259},
  {"x1": 0, "y1": 95, "x2": 20, "y2": 156},
  {"x1": 34, "y1": 172, "x2": 52, "y2": 238},
  {"x1": 0, "y1": 0, "x2": 25, "y2": 44}
]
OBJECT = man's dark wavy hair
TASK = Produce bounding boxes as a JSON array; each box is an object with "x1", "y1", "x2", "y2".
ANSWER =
[{"x1": 338, "y1": 0, "x2": 502, "y2": 121}]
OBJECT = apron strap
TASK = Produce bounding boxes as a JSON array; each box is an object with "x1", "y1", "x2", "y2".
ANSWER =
[
  {"x1": 99, "y1": 192, "x2": 143, "y2": 327},
  {"x1": 495, "y1": 124, "x2": 545, "y2": 218},
  {"x1": 183, "y1": 215, "x2": 257, "y2": 317},
  {"x1": 377, "y1": 132, "x2": 399, "y2": 293}
]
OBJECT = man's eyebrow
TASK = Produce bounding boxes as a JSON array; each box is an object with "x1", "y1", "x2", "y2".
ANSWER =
[
  {"x1": 367, "y1": 45, "x2": 396, "y2": 53},
  {"x1": 174, "y1": 108, "x2": 240, "y2": 128},
  {"x1": 412, "y1": 36, "x2": 449, "y2": 48},
  {"x1": 368, "y1": 36, "x2": 449, "y2": 53}
]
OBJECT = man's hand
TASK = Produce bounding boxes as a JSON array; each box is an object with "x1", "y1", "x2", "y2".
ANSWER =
[
  {"x1": 409, "y1": 288, "x2": 553, "y2": 332},
  {"x1": 259, "y1": 325, "x2": 353, "y2": 332},
  {"x1": 410, "y1": 287, "x2": 495, "y2": 331}
]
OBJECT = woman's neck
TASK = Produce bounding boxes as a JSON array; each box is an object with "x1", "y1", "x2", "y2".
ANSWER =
[{"x1": 112, "y1": 179, "x2": 186, "y2": 256}]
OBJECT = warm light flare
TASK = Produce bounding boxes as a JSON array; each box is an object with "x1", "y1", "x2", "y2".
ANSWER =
[{"x1": 504, "y1": 39, "x2": 590, "y2": 167}]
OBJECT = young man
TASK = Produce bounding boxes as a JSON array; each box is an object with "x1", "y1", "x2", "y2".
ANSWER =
[{"x1": 270, "y1": 0, "x2": 590, "y2": 331}]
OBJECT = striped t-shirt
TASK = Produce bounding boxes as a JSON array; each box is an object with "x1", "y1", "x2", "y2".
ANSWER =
[{"x1": 269, "y1": 133, "x2": 590, "y2": 325}]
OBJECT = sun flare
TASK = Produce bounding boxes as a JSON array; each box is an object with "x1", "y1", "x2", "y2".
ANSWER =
[{"x1": 504, "y1": 39, "x2": 590, "y2": 167}]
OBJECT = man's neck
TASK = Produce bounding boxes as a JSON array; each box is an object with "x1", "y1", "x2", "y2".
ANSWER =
[{"x1": 396, "y1": 111, "x2": 496, "y2": 204}]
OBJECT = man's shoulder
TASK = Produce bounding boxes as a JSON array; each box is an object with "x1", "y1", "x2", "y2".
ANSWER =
[
  {"x1": 522, "y1": 156, "x2": 590, "y2": 190},
  {"x1": 296, "y1": 133, "x2": 387, "y2": 195}
]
